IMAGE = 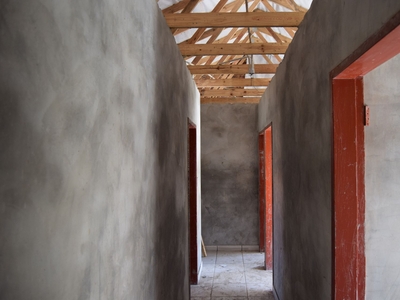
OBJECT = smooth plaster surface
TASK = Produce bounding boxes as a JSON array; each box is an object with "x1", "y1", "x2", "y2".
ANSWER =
[
  {"x1": 258, "y1": 1, "x2": 400, "y2": 299},
  {"x1": 201, "y1": 104, "x2": 259, "y2": 246},
  {"x1": 0, "y1": 1, "x2": 200, "y2": 299},
  {"x1": 364, "y1": 54, "x2": 400, "y2": 299}
]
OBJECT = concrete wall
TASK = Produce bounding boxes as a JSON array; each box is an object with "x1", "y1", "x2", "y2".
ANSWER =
[
  {"x1": 258, "y1": 1, "x2": 400, "y2": 299},
  {"x1": 201, "y1": 104, "x2": 258, "y2": 246},
  {"x1": 364, "y1": 54, "x2": 400, "y2": 298},
  {"x1": 0, "y1": 1, "x2": 200, "y2": 299}
]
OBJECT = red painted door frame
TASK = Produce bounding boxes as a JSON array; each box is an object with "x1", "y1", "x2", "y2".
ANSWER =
[
  {"x1": 188, "y1": 121, "x2": 198, "y2": 285},
  {"x1": 259, "y1": 125, "x2": 273, "y2": 270},
  {"x1": 258, "y1": 133, "x2": 266, "y2": 252},
  {"x1": 264, "y1": 126, "x2": 273, "y2": 270},
  {"x1": 331, "y1": 15, "x2": 400, "y2": 300}
]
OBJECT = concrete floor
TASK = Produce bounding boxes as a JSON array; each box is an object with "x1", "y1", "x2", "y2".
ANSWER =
[{"x1": 191, "y1": 250, "x2": 274, "y2": 300}]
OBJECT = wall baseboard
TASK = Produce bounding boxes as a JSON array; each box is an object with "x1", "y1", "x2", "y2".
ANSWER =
[{"x1": 205, "y1": 245, "x2": 259, "y2": 252}]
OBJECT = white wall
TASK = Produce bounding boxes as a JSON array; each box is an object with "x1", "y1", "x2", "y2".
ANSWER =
[{"x1": 364, "y1": 54, "x2": 400, "y2": 299}]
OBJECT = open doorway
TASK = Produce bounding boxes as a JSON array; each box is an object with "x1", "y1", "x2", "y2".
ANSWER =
[
  {"x1": 331, "y1": 19, "x2": 400, "y2": 299},
  {"x1": 259, "y1": 125, "x2": 273, "y2": 270},
  {"x1": 188, "y1": 120, "x2": 198, "y2": 285}
]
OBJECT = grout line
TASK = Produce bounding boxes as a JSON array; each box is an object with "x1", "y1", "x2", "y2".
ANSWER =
[{"x1": 242, "y1": 250, "x2": 250, "y2": 300}]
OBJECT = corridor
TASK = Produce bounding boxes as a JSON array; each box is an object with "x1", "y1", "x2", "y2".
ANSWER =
[{"x1": 191, "y1": 249, "x2": 274, "y2": 300}]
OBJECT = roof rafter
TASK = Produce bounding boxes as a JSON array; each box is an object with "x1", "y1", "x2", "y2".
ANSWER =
[
  {"x1": 201, "y1": 97, "x2": 261, "y2": 104},
  {"x1": 195, "y1": 78, "x2": 271, "y2": 87},
  {"x1": 166, "y1": 12, "x2": 305, "y2": 28},
  {"x1": 188, "y1": 64, "x2": 278, "y2": 74},
  {"x1": 200, "y1": 89, "x2": 265, "y2": 97},
  {"x1": 170, "y1": 0, "x2": 202, "y2": 35},
  {"x1": 180, "y1": 43, "x2": 288, "y2": 56}
]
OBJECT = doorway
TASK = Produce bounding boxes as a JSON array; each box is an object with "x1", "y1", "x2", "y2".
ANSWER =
[
  {"x1": 259, "y1": 125, "x2": 273, "y2": 270},
  {"x1": 188, "y1": 121, "x2": 198, "y2": 285},
  {"x1": 331, "y1": 19, "x2": 400, "y2": 300}
]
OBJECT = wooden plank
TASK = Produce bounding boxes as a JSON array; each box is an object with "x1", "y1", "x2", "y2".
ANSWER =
[
  {"x1": 195, "y1": 78, "x2": 271, "y2": 87},
  {"x1": 180, "y1": 43, "x2": 287, "y2": 56},
  {"x1": 171, "y1": 0, "x2": 201, "y2": 35},
  {"x1": 190, "y1": 0, "x2": 245, "y2": 64},
  {"x1": 189, "y1": 64, "x2": 278, "y2": 74},
  {"x1": 200, "y1": 89, "x2": 264, "y2": 97},
  {"x1": 166, "y1": 12, "x2": 305, "y2": 28},
  {"x1": 286, "y1": 0, "x2": 308, "y2": 12},
  {"x1": 162, "y1": 0, "x2": 190, "y2": 14},
  {"x1": 257, "y1": 27, "x2": 291, "y2": 44},
  {"x1": 201, "y1": 97, "x2": 261, "y2": 103},
  {"x1": 186, "y1": 0, "x2": 229, "y2": 44},
  {"x1": 270, "y1": 0, "x2": 307, "y2": 12}
]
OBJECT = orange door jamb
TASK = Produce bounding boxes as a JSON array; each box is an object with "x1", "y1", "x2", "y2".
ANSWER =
[
  {"x1": 259, "y1": 125, "x2": 273, "y2": 270},
  {"x1": 264, "y1": 126, "x2": 273, "y2": 270},
  {"x1": 331, "y1": 14, "x2": 400, "y2": 300},
  {"x1": 258, "y1": 133, "x2": 266, "y2": 252}
]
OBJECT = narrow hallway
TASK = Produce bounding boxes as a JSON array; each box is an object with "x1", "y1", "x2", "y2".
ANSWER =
[{"x1": 191, "y1": 249, "x2": 274, "y2": 300}]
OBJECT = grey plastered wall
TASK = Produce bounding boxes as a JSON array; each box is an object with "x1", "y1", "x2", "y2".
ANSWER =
[
  {"x1": 201, "y1": 103, "x2": 259, "y2": 246},
  {"x1": 0, "y1": 1, "x2": 200, "y2": 299},
  {"x1": 257, "y1": 1, "x2": 400, "y2": 299},
  {"x1": 364, "y1": 54, "x2": 400, "y2": 298}
]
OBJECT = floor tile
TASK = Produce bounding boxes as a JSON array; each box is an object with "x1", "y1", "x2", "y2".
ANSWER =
[
  {"x1": 191, "y1": 285, "x2": 212, "y2": 297},
  {"x1": 212, "y1": 283, "x2": 247, "y2": 297},
  {"x1": 248, "y1": 293, "x2": 275, "y2": 300},
  {"x1": 213, "y1": 270, "x2": 246, "y2": 284},
  {"x1": 215, "y1": 263, "x2": 245, "y2": 273},
  {"x1": 212, "y1": 297, "x2": 248, "y2": 300},
  {"x1": 192, "y1": 250, "x2": 273, "y2": 300},
  {"x1": 244, "y1": 263, "x2": 265, "y2": 271},
  {"x1": 216, "y1": 252, "x2": 244, "y2": 264},
  {"x1": 203, "y1": 255, "x2": 217, "y2": 264},
  {"x1": 242, "y1": 252, "x2": 264, "y2": 264},
  {"x1": 247, "y1": 283, "x2": 272, "y2": 297}
]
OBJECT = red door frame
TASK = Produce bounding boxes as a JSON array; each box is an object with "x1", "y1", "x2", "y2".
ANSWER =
[
  {"x1": 264, "y1": 126, "x2": 273, "y2": 270},
  {"x1": 188, "y1": 121, "x2": 198, "y2": 285},
  {"x1": 258, "y1": 133, "x2": 266, "y2": 252},
  {"x1": 259, "y1": 125, "x2": 273, "y2": 270},
  {"x1": 331, "y1": 14, "x2": 400, "y2": 300}
]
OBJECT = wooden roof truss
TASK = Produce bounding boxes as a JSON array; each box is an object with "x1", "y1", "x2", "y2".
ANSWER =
[{"x1": 161, "y1": 0, "x2": 308, "y2": 103}]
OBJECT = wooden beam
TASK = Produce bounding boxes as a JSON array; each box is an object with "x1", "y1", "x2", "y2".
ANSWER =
[
  {"x1": 269, "y1": 0, "x2": 307, "y2": 12},
  {"x1": 162, "y1": 0, "x2": 190, "y2": 14},
  {"x1": 180, "y1": 43, "x2": 287, "y2": 56},
  {"x1": 188, "y1": 64, "x2": 278, "y2": 74},
  {"x1": 185, "y1": 0, "x2": 229, "y2": 43},
  {"x1": 195, "y1": 78, "x2": 271, "y2": 87},
  {"x1": 257, "y1": 27, "x2": 291, "y2": 44},
  {"x1": 190, "y1": 0, "x2": 245, "y2": 64},
  {"x1": 200, "y1": 89, "x2": 264, "y2": 97},
  {"x1": 170, "y1": 0, "x2": 201, "y2": 35},
  {"x1": 201, "y1": 97, "x2": 261, "y2": 104},
  {"x1": 166, "y1": 12, "x2": 305, "y2": 28}
]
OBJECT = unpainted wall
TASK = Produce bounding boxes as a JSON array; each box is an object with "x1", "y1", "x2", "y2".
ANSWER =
[
  {"x1": 201, "y1": 104, "x2": 259, "y2": 246},
  {"x1": 258, "y1": 1, "x2": 400, "y2": 299},
  {"x1": 0, "y1": 1, "x2": 200, "y2": 299},
  {"x1": 364, "y1": 54, "x2": 400, "y2": 298}
]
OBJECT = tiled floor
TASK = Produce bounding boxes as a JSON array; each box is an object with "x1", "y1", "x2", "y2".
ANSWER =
[{"x1": 190, "y1": 250, "x2": 274, "y2": 300}]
